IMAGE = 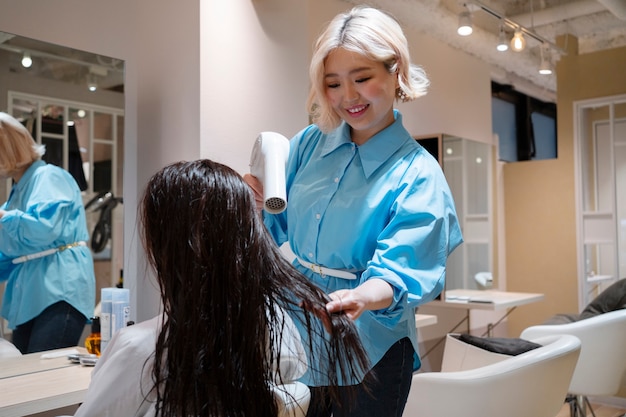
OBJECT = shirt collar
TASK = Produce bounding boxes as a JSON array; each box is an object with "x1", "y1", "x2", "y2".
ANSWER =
[
  {"x1": 320, "y1": 110, "x2": 412, "y2": 179},
  {"x1": 14, "y1": 160, "x2": 46, "y2": 190}
]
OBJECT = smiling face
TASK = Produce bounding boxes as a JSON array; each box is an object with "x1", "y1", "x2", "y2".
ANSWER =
[{"x1": 323, "y1": 48, "x2": 398, "y2": 145}]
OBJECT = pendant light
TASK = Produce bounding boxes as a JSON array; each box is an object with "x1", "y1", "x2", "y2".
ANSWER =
[
  {"x1": 496, "y1": 23, "x2": 509, "y2": 52},
  {"x1": 21, "y1": 52, "x2": 32, "y2": 68},
  {"x1": 457, "y1": 8, "x2": 473, "y2": 36},
  {"x1": 539, "y1": 44, "x2": 553, "y2": 75}
]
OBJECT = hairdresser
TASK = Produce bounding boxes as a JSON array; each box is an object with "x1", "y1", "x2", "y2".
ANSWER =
[
  {"x1": 0, "y1": 112, "x2": 95, "y2": 354},
  {"x1": 244, "y1": 6, "x2": 462, "y2": 417}
]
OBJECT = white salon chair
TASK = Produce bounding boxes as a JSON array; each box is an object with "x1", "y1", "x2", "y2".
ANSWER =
[
  {"x1": 403, "y1": 334, "x2": 581, "y2": 417},
  {"x1": 521, "y1": 308, "x2": 626, "y2": 417},
  {"x1": 0, "y1": 337, "x2": 21, "y2": 358},
  {"x1": 273, "y1": 381, "x2": 310, "y2": 417}
]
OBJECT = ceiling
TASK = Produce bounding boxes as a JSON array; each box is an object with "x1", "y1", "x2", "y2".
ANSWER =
[
  {"x1": 0, "y1": 31, "x2": 124, "y2": 93},
  {"x1": 345, "y1": 0, "x2": 626, "y2": 102},
  {"x1": 2, "y1": 2, "x2": 625, "y2": 103}
]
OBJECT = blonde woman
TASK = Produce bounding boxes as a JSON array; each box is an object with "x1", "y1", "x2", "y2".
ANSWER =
[
  {"x1": 244, "y1": 6, "x2": 462, "y2": 417},
  {"x1": 0, "y1": 112, "x2": 95, "y2": 354}
]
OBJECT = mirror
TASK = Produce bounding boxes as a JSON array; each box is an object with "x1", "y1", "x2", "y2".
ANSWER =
[
  {"x1": 0, "y1": 31, "x2": 125, "y2": 336},
  {"x1": 416, "y1": 134, "x2": 494, "y2": 293},
  {"x1": 575, "y1": 96, "x2": 626, "y2": 310}
]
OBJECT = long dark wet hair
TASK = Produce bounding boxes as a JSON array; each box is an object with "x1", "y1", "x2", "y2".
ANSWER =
[{"x1": 139, "y1": 159, "x2": 369, "y2": 417}]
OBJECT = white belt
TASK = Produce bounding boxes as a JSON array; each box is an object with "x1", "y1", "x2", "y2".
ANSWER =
[
  {"x1": 12, "y1": 241, "x2": 88, "y2": 264},
  {"x1": 295, "y1": 257, "x2": 357, "y2": 280}
]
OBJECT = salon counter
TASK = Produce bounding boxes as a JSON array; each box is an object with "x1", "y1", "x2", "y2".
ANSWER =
[{"x1": 0, "y1": 347, "x2": 92, "y2": 417}]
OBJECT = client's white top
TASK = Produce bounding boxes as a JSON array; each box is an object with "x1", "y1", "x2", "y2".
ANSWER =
[{"x1": 74, "y1": 311, "x2": 307, "y2": 417}]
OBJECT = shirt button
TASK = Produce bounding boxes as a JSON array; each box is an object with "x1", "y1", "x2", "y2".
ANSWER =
[
  {"x1": 315, "y1": 213, "x2": 321, "y2": 220},
  {"x1": 309, "y1": 252, "x2": 314, "y2": 258},
  {"x1": 334, "y1": 177, "x2": 339, "y2": 183}
]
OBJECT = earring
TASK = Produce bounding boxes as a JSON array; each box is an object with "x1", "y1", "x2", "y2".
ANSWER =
[{"x1": 396, "y1": 88, "x2": 409, "y2": 102}]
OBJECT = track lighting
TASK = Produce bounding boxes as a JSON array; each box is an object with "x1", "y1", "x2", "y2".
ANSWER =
[
  {"x1": 457, "y1": 10, "x2": 473, "y2": 36},
  {"x1": 21, "y1": 52, "x2": 32, "y2": 68},
  {"x1": 457, "y1": 0, "x2": 565, "y2": 64},
  {"x1": 496, "y1": 24, "x2": 508, "y2": 52},
  {"x1": 510, "y1": 28, "x2": 526, "y2": 52}
]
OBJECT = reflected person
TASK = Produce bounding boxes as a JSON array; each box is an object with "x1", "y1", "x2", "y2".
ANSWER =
[{"x1": 0, "y1": 112, "x2": 95, "y2": 354}]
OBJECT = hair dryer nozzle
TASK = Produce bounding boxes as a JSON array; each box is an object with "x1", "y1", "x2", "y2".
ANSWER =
[{"x1": 249, "y1": 131, "x2": 290, "y2": 214}]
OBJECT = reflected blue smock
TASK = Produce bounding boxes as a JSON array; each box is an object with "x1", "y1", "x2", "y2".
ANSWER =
[
  {"x1": 0, "y1": 160, "x2": 95, "y2": 329},
  {"x1": 264, "y1": 111, "x2": 463, "y2": 386}
]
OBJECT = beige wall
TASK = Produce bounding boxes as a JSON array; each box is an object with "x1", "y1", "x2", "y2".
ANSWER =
[{"x1": 505, "y1": 36, "x2": 626, "y2": 339}]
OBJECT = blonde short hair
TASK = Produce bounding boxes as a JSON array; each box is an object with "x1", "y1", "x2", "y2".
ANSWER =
[
  {"x1": 0, "y1": 112, "x2": 45, "y2": 174},
  {"x1": 307, "y1": 6, "x2": 430, "y2": 133}
]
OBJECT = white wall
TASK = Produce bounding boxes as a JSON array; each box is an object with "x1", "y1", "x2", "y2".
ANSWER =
[
  {"x1": 0, "y1": 0, "x2": 493, "y2": 324},
  {"x1": 200, "y1": 0, "x2": 310, "y2": 174},
  {"x1": 0, "y1": 0, "x2": 202, "y2": 322}
]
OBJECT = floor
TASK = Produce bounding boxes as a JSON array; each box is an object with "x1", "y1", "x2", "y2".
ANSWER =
[{"x1": 555, "y1": 401, "x2": 626, "y2": 417}]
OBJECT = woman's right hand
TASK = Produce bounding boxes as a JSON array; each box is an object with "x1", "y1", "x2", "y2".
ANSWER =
[{"x1": 243, "y1": 173, "x2": 264, "y2": 212}]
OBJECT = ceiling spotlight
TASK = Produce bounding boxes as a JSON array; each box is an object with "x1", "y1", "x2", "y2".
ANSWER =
[
  {"x1": 21, "y1": 52, "x2": 32, "y2": 68},
  {"x1": 496, "y1": 24, "x2": 509, "y2": 52},
  {"x1": 539, "y1": 61, "x2": 552, "y2": 75},
  {"x1": 539, "y1": 44, "x2": 553, "y2": 75},
  {"x1": 457, "y1": 10, "x2": 473, "y2": 36},
  {"x1": 88, "y1": 82, "x2": 97, "y2": 92},
  {"x1": 510, "y1": 28, "x2": 526, "y2": 52}
]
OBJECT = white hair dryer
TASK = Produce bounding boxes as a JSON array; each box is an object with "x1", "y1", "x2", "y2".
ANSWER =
[{"x1": 249, "y1": 131, "x2": 290, "y2": 214}]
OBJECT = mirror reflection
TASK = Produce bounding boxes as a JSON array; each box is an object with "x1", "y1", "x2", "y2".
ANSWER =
[
  {"x1": 576, "y1": 98, "x2": 626, "y2": 309},
  {"x1": 443, "y1": 135, "x2": 493, "y2": 292},
  {"x1": 416, "y1": 134, "x2": 494, "y2": 293},
  {"x1": 0, "y1": 31, "x2": 125, "y2": 338}
]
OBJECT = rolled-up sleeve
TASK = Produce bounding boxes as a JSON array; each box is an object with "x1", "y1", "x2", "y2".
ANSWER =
[{"x1": 363, "y1": 157, "x2": 462, "y2": 327}]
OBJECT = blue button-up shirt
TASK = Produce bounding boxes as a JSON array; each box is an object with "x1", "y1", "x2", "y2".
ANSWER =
[
  {"x1": 0, "y1": 160, "x2": 95, "y2": 329},
  {"x1": 264, "y1": 111, "x2": 462, "y2": 385}
]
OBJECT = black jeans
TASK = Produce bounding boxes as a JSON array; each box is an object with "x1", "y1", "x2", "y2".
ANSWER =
[
  {"x1": 306, "y1": 337, "x2": 414, "y2": 417},
  {"x1": 12, "y1": 301, "x2": 87, "y2": 354}
]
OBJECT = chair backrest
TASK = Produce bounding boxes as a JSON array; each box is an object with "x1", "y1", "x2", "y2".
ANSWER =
[
  {"x1": 403, "y1": 334, "x2": 581, "y2": 417},
  {"x1": 521, "y1": 308, "x2": 626, "y2": 397}
]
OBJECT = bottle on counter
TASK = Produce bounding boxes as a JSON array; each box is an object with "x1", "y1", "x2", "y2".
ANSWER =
[
  {"x1": 100, "y1": 288, "x2": 113, "y2": 352},
  {"x1": 85, "y1": 316, "x2": 101, "y2": 356}
]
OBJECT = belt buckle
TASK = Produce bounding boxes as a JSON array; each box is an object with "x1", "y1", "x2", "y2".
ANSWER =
[
  {"x1": 58, "y1": 242, "x2": 78, "y2": 252},
  {"x1": 310, "y1": 263, "x2": 326, "y2": 278}
]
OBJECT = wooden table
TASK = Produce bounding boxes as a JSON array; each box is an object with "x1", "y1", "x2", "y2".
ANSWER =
[
  {"x1": 433, "y1": 289, "x2": 545, "y2": 310},
  {"x1": 415, "y1": 313, "x2": 437, "y2": 328},
  {"x1": 0, "y1": 317, "x2": 439, "y2": 417},
  {"x1": 429, "y1": 289, "x2": 545, "y2": 336},
  {"x1": 0, "y1": 347, "x2": 93, "y2": 417}
]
